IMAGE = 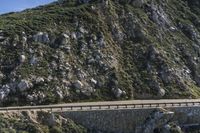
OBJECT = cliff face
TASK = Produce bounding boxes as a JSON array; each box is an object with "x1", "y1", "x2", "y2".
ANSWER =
[{"x1": 0, "y1": 0, "x2": 199, "y2": 106}]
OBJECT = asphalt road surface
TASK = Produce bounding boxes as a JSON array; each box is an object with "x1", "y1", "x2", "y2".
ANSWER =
[{"x1": 0, "y1": 99, "x2": 200, "y2": 112}]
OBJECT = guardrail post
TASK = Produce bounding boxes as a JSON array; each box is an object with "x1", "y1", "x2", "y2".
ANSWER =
[{"x1": 18, "y1": 107, "x2": 20, "y2": 114}]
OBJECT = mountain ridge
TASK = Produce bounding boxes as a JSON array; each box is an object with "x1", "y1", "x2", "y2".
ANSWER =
[{"x1": 0, "y1": 0, "x2": 199, "y2": 106}]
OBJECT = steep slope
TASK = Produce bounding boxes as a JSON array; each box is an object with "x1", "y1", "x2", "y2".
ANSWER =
[
  {"x1": 0, "y1": 111, "x2": 87, "y2": 133},
  {"x1": 0, "y1": 0, "x2": 199, "y2": 106}
]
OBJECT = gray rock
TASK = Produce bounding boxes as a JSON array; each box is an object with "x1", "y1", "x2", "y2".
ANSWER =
[
  {"x1": 147, "y1": 45, "x2": 160, "y2": 60},
  {"x1": 74, "y1": 80, "x2": 84, "y2": 89},
  {"x1": 147, "y1": 3, "x2": 170, "y2": 27},
  {"x1": 98, "y1": 38, "x2": 106, "y2": 48},
  {"x1": 33, "y1": 32, "x2": 50, "y2": 43},
  {"x1": 79, "y1": 26, "x2": 87, "y2": 33},
  {"x1": 60, "y1": 33, "x2": 70, "y2": 45},
  {"x1": 30, "y1": 55, "x2": 38, "y2": 65},
  {"x1": 161, "y1": 124, "x2": 183, "y2": 133},
  {"x1": 76, "y1": 69, "x2": 87, "y2": 80},
  {"x1": 18, "y1": 80, "x2": 32, "y2": 92},
  {"x1": 27, "y1": 94, "x2": 34, "y2": 101},
  {"x1": 179, "y1": 24, "x2": 200, "y2": 42},
  {"x1": 47, "y1": 113, "x2": 57, "y2": 126},
  {"x1": 35, "y1": 77, "x2": 45, "y2": 84},
  {"x1": 194, "y1": 75, "x2": 200, "y2": 86},
  {"x1": 81, "y1": 86, "x2": 95, "y2": 96},
  {"x1": 112, "y1": 88, "x2": 123, "y2": 98},
  {"x1": 141, "y1": 108, "x2": 174, "y2": 133},
  {"x1": 0, "y1": 85, "x2": 10, "y2": 101}
]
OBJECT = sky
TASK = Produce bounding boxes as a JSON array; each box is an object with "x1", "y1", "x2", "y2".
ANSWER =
[{"x1": 0, "y1": 0, "x2": 56, "y2": 14}]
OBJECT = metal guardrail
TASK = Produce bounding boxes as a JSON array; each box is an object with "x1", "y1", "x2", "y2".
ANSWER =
[{"x1": 0, "y1": 101, "x2": 200, "y2": 112}]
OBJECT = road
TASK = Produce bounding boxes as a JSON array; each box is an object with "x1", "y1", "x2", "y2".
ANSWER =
[{"x1": 0, "y1": 99, "x2": 200, "y2": 112}]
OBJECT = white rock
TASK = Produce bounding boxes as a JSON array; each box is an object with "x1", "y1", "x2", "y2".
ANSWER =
[
  {"x1": 90, "y1": 78, "x2": 97, "y2": 85},
  {"x1": 36, "y1": 77, "x2": 45, "y2": 84},
  {"x1": 169, "y1": 26, "x2": 177, "y2": 31},
  {"x1": 158, "y1": 88, "x2": 166, "y2": 97},
  {"x1": 71, "y1": 32, "x2": 77, "y2": 40},
  {"x1": 19, "y1": 55, "x2": 26, "y2": 63},
  {"x1": 47, "y1": 75, "x2": 53, "y2": 82},
  {"x1": 22, "y1": 36, "x2": 27, "y2": 43}
]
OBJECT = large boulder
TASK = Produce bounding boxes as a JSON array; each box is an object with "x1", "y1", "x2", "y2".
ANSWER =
[{"x1": 140, "y1": 108, "x2": 174, "y2": 133}]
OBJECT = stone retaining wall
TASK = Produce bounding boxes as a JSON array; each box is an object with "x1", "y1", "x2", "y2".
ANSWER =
[{"x1": 60, "y1": 107, "x2": 200, "y2": 133}]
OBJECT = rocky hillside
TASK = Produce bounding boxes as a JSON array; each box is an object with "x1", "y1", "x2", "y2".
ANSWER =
[
  {"x1": 0, "y1": 0, "x2": 199, "y2": 106},
  {"x1": 0, "y1": 111, "x2": 87, "y2": 133}
]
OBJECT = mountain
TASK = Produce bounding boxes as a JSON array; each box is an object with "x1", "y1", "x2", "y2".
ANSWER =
[{"x1": 0, "y1": 0, "x2": 199, "y2": 106}]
